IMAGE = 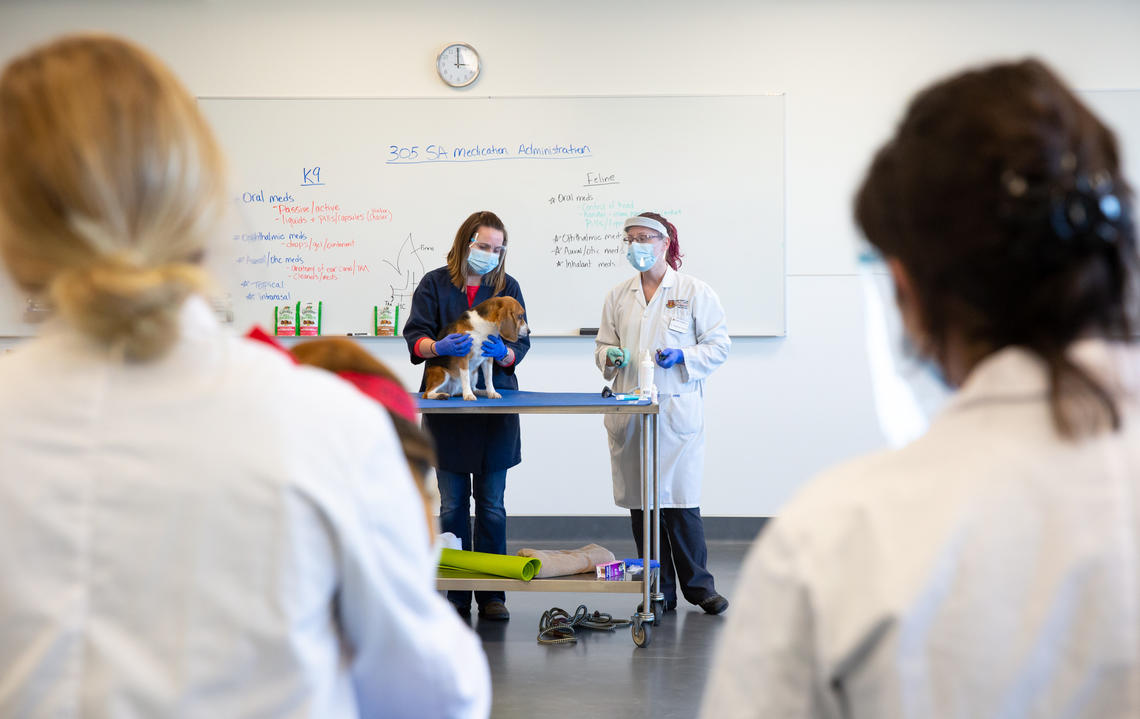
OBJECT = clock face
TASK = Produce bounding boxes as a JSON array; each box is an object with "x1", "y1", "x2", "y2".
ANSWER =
[{"x1": 437, "y1": 43, "x2": 480, "y2": 88}]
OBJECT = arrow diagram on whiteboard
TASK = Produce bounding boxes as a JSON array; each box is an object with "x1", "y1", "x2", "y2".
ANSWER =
[
  {"x1": 382, "y1": 233, "x2": 426, "y2": 276},
  {"x1": 382, "y1": 233, "x2": 427, "y2": 309}
]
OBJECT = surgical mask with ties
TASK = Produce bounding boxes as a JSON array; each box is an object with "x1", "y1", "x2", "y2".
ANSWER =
[
  {"x1": 468, "y1": 248, "x2": 499, "y2": 275},
  {"x1": 626, "y1": 242, "x2": 659, "y2": 272}
]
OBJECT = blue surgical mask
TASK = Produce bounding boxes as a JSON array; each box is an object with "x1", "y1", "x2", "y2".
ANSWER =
[
  {"x1": 626, "y1": 243, "x2": 659, "y2": 272},
  {"x1": 468, "y1": 248, "x2": 499, "y2": 275}
]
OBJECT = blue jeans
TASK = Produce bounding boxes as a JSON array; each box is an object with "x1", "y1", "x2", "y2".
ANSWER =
[{"x1": 437, "y1": 469, "x2": 508, "y2": 608}]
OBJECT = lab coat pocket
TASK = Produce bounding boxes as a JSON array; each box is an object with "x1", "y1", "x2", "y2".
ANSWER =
[{"x1": 663, "y1": 392, "x2": 702, "y2": 439}]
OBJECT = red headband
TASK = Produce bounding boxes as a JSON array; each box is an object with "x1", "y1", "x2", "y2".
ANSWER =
[
  {"x1": 244, "y1": 327, "x2": 418, "y2": 423},
  {"x1": 336, "y1": 371, "x2": 418, "y2": 423}
]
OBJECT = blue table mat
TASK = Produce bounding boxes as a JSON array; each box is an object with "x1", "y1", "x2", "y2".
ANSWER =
[{"x1": 412, "y1": 389, "x2": 650, "y2": 409}]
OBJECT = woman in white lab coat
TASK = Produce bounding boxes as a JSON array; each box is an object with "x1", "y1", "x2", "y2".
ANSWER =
[
  {"x1": 701, "y1": 60, "x2": 1140, "y2": 718},
  {"x1": 595, "y1": 212, "x2": 731, "y2": 614},
  {"x1": 0, "y1": 35, "x2": 489, "y2": 718}
]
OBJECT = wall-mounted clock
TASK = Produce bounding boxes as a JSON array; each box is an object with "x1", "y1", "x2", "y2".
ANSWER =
[{"x1": 436, "y1": 42, "x2": 480, "y2": 88}]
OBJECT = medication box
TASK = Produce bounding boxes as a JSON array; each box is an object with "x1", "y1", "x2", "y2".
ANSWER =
[
  {"x1": 298, "y1": 301, "x2": 322, "y2": 336},
  {"x1": 374, "y1": 303, "x2": 399, "y2": 336},
  {"x1": 595, "y1": 560, "x2": 625, "y2": 580},
  {"x1": 275, "y1": 303, "x2": 297, "y2": 337}
]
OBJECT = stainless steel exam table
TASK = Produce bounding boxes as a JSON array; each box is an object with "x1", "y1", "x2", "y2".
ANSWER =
[{"x1": 416, "y1": 389, "x2": 664, "y2": 647}]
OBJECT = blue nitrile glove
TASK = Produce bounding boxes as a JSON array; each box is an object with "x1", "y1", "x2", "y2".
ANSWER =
[
  {"x1": 656, "y1": 348, "x2": 684, "y2": 368},
  {"x1": 606, "y1": 347, "x2": 631, "y2": 367},
  {"x1": 434, "y1": 332, "x2": 473, "y2": 357},
  {"x1": 481, "y1": 334, "x2": 509, "y2": 362}
]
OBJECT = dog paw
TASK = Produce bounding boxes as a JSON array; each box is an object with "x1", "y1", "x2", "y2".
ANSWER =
[
  {"x1": 486, "y1": 391, "x2": 501, "y2": 399},
  {"x1": 463, "y1": 393, "x2": 478, "y2": 401}
]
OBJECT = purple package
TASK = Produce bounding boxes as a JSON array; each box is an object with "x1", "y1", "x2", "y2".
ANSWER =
[{"x1": 595, "y1": 560, "x2": 625, "y2": 580}]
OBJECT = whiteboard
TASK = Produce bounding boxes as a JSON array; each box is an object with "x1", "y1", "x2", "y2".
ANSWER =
[{"x1": 191, "y1": 95, "x2": 785, "y2": 337}]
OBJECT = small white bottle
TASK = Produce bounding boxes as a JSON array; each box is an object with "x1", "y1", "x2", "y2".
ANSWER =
[{"x1": 638, "y1": 349, "x2": 655, "y2": 399}]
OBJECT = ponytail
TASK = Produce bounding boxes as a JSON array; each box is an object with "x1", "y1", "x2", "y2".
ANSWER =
[{"x1": 50, "y1": 260, "x2": 205, "y2": 361}]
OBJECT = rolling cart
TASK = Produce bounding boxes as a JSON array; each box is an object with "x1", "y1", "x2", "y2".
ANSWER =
[{"x1": 418, "y1": 390, "x2": 664, "y2": 647}]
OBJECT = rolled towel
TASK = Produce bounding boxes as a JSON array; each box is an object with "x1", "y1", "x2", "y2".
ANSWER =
[{"x1": 516, "y1": 544, "x2": 616, "y2": 578}]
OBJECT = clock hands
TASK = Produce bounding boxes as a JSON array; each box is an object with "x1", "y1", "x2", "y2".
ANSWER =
[{"x1": 439, "y1": 45, "x2": 475, "y2": 86}]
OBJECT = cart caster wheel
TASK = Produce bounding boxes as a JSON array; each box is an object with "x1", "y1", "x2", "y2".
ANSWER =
[
  {"x1": 632, "y1": 618, "x2": 652, "y2": 648},
  {"x1": 637, "y1": 601, "x2": 665, "y2": 624}
]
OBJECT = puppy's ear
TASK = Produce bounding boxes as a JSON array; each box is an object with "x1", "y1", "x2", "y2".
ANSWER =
[{"x1": 500, "y1": 311, "x2": 518, "y2": 342}]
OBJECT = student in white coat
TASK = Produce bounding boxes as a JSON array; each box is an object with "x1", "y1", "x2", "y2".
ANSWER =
[
  {"x1": 595, "y1": 212, "x2": 731, "y2": 615},
  {"x1": 701, "y1": 59, "x2": 1140, "y2": 718},
  {"x1": 0, "y1": 35, "x2": 489, "y2": 718}
]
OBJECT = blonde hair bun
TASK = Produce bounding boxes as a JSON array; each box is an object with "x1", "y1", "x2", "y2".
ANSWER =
[{"x1": 50, "y1": 261, "x2": 205, "y2": 361}]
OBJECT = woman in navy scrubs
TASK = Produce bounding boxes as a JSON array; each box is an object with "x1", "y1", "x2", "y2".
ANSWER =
[{"x1": 403, "y1": 210, "x2": 530, "y2": 621}]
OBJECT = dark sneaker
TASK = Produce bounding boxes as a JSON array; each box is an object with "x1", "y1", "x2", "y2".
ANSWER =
[
  {"x1": 478, "y1": 600, "x2": 510, "y2": 621},
  {"x1": 699, "y1": 594, "x2": 729, "y2": 615}
]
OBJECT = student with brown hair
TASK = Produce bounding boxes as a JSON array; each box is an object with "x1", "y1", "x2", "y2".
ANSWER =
[
  {"x1": 403, "y1": 210, "x2": 531, "y2": 620},
  {"x1": 0, "y1": 34, "x2": 489, "y2": 718},
  {"x1": 289, "y1": 335, "x2": 439, "y2": 539},
  {"x1": 702, "y1": 58, "x2": 1140, "y2": 718}
]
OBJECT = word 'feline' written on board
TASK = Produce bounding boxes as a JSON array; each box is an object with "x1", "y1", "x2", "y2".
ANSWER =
[{"x1": 386, "y1": 142, "x2": 592, "y2": 164}]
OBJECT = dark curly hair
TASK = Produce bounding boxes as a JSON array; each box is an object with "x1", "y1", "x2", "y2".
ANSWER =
[{"x1": 855, "y1": 58, "x2": 1137, "y2": 438}]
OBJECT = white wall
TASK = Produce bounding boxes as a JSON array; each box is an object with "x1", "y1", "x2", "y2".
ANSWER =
[{"x1": 2, "y1": 0, "x2": 1140, "y2": 516}]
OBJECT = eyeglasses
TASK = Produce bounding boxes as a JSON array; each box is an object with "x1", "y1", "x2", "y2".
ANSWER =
[
  {"x1": 624, "y1": 233, "x2": 663, "y2": 244},
  {"x1": 472, "y1": 242, "x2": 505, "y2": 255}
]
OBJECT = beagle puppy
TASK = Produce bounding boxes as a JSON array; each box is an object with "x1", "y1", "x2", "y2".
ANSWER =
[{"x1": 422, "y1": 296, "x2": 529, "y2": 401}]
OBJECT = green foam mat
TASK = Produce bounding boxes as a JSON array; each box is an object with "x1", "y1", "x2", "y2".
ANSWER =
[{"x1": 438, "y1": 548, "x2": 541, "y2": 581}]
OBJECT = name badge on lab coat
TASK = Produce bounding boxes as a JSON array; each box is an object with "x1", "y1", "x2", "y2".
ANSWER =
[{"x1": 669, "y1": 316, "x2": 688, "y2": 332}]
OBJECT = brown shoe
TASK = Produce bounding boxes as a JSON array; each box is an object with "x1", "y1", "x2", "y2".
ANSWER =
[{"x1": 478, "y1": 600, "x2": 510, "y2": 621}]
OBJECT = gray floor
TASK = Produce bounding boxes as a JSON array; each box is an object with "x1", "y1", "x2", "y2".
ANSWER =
[{"x1": 454, "y1": 539, "x2": 752, "y2": 719}]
